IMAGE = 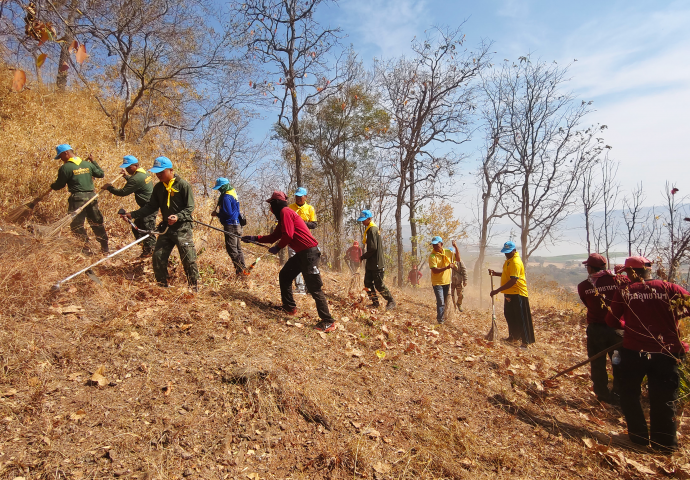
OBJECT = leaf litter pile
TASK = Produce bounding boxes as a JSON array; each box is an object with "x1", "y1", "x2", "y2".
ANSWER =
[{"x1": 1, "y1": 227, "x2": 690, "y2": 479}]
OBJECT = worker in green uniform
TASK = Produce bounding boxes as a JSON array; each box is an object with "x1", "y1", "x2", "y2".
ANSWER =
[
  {"x1": 50, "y1": 144, "x2": 109, "y2": 254},
  {"x1": 121, "y1": 157, "x2": 199, "y2": 290},
  {"x1": 102, "y1": 155, "x2": 155, "y2": 257},
  {"x1": 357, "y1": 209, "x2": 396, "y2": 310}
]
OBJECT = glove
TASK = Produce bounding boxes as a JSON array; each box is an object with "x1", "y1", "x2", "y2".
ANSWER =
[
  {"x1": 359, "y1": 256, "x2": 363, "y2": 261},
  {"x1": 241, "y1": 236, "x2": 258, "y2": 243},
  {"x1": 268, "y1": 245, "x2": 280, "y2": 255}
]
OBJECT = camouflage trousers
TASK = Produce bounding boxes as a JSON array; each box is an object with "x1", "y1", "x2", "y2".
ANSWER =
[
  {"x1": 132, "y1": 213, "x2": 157, "y2": 255},
  {"x1": 68, "y1": 191, "x2": 109, "y2": 251},
  {"x1": 152, "y1": 223, "x2": 199, "y2": 286}
]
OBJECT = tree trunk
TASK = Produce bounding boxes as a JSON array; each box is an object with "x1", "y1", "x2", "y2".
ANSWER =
[
  {"x1": 409, "y1": 157, "x2": 417, "y2": 261},
  {"x1": 56, "y1": 0, "x2": 79, "y2": 91},
  {"x1": 395, "y1": 194, "x2": 404, "y2": 287},
  {"x1": 333, "y1": 176, "x2": 344, "y2": 272}
]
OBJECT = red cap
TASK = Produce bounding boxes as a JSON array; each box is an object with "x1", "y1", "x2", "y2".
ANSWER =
[
  {"x1": 353, "y1": 241, "x2": 359, "y2": 246},
  {"x1": 614, "y1": 264, "x2": 625, "y2": 274},
  {"x1": 582, "y1": 253, "x2": 607, "y2": 268},
  {"x1": 624, "y1": 256, "x2": 653, "y2": 268},
  {"x1": 265, "y1": 190, "x2": 287, "y2": 203}
]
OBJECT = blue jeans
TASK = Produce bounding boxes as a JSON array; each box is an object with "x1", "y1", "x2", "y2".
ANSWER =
[{"x1": 433, "y1": 284, "x2": 450, "y2": 322}]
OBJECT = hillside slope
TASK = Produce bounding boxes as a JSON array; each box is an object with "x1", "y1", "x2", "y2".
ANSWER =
[
  {"x1": 1, "y1": 77, "x2": 689, "y2": 480},
  {"x1": 0, "y1": 225, "x2": 689, "y2": 480}
]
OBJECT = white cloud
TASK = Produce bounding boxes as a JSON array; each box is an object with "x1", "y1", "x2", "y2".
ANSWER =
[{"x1": 338, "y1": 0, "x2": 431, "y2": 58}]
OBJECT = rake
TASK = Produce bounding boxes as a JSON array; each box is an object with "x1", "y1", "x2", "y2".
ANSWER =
[
  {"x1": 51, "y1": 224, "x2": 169, "y2": 292},
  {"x1": 34, "y1": 173, "x2": 123, "y2": 238},
  {"x1": 485, "y1": 275, "x2": 499, "y2": 341},
  {"x1": 6, "y1": 187, "x2": 53, "y2": 224}
]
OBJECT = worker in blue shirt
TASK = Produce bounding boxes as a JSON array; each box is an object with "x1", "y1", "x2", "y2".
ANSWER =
[{"x1": 211, "y1": 178, "x2": 246, "y2": 275}]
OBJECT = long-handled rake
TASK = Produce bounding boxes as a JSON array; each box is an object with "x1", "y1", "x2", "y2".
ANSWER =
[
  {"x1": 485, "y1": 275, "x2": 499, "y2": 341},
  {"x1": 6, "y1": 187, "x2": 53, "y2": 224},
  {"x1": 51, "y1": 224, "x2": 169, "y2": 291},
  {"x1": 34, "y1": 173, "x2": 123, "y2": 238}
]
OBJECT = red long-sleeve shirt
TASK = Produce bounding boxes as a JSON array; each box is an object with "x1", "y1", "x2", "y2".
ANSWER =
[
  {"x1": 258, "y1": 207, "x2": 318, "y2": 252},
  {"x1": 605, "y1": 279, "x2": 689, "y2": 354},
  {"x1": 577, "y1": 273, "x2": 628, "y2": 325}
]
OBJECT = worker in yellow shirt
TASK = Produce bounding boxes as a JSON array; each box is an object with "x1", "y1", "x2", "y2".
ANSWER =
[
  {"x1": 428, "y1": 236, "x2": 460, "y2": 323},
  {"x1": 489, "y1": 240, "x2": 535, "y2": 346},
  {"x1": 288, "y1": 187, "x2": 317, "y2": 294}
]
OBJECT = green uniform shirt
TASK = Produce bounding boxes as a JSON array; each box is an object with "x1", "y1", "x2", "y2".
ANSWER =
[
  {"x1": 361, "y1": 223, "x2": 385, "y2": 271},
  {"x1": 131, "y1": 174, "x2": 194, "y2": 229},
  {"x1": 107, "y1": 169, "x2": 153, "y2": 207},
  {"x1": 50, "y1": 157, "x2": 104, "y2": 193}
]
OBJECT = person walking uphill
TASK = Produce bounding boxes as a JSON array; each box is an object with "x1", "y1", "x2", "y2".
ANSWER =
[
  {"x1": 606, "y1": 256, "x2": 689, "y2": 451},
  {"x1": 102, "y1": 155, "x2": 155, "y2": 257},
  {"x1": 51, "y1": 144, "x2": 109, "y2": 254},
  {"x1": 428, "y1": 237, "x2": 460, "y2": 323},
  {"x1": 489, "y1": 241, "x2": 535, "y2": 346},
  {"x1": 242, "y1": 191, "x2": 335, "y2": 332},
  {"x1": 211, "y1": 177, "x2": 246, "y2": 275},
  {"x1": 345, "y1": 241, "x2": 362, "y2": 273},
  {"x1": 121, "y1": 157, "x2": 199, "y2": 289},
  {"x1": 288, "y1": 187, "x2": 317, "y2": 294},
  {"x1": 577, "y1": 253, "x2": 628, "y2": 405},
  {"x1": 357, "y1": 210, "x2": 396, "y2": 310}
]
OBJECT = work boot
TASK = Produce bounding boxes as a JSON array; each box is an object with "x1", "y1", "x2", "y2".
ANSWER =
[{"x1": 386, "y1": 299, "x2": 397, "y2": 311}]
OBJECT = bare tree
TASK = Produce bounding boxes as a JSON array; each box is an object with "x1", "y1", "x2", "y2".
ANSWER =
[
  {"x1": 580, "y1": 162, "x2": 603, "y2": 255},
  {"x1": 375, "y1": 26, "x2": 490, "y2": 284},
  {"x1": 473, "y1": 66, "x2": 519, "y2": 298},
  {"x1": 71, "y1": 0, "x2": 239, "y2": 140},
  {"x1": 237, "y1": 0, "x2": 344, "y2": 186},
  {"x1": 656, "y1": 183, "x2": 690, "y2": 281},
  {"x1": 592, "y1": 155, "x2": 620, "y2": 264},
  {"x1": 496, "y1": 56, "x2": 606, "y2": 263},
  {"x1": 622, "y1": 182, "x2": 649, "y2": 257}
]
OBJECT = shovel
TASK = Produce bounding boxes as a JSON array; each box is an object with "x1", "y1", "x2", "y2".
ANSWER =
[{"x1": 485, "y1": 275, "x2": 499, "y2": 341}]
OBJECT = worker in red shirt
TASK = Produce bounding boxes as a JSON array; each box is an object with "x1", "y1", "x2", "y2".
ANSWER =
[
  {"x1": 242, "y1": 191, "x2": 335, "y2": 333},
  {"x1": 344, "y1": 241, "x2": 362, "y2": 273},
  {"x1": 408, "y1": 265, "x2": 422, "y2": 287},
  {"x1": 577, "y1": 253, "x2": 628, "y2": 404},
  {"x1": 606, "y1": 256, "x2": 689, "y2": 451}
]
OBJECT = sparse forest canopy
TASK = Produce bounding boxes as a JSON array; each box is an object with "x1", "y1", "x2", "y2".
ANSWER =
[{"x1": 3, "y1": 1, "x2": 690, "y2": 285}]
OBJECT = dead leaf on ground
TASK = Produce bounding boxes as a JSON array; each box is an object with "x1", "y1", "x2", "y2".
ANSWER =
[
  {"x1": 1, "y1": 388, "x2": 17, "y2": 397},
  {"x1": 89, "y1": 365, "x2": 107, "y2": 387},
  {"x1": 626, "y1": 458, "x2": 655, "y2": 475},
  {"x1": 219, "y1": 310, "x2": 230, "y2": 321},
  {"x1": 350, "y1": 349, "x2": 363, "y2": 358},
  {"x1": 61, "y1": 305, "x2": 84, "y2": 314},
  {"x1": 373, "y1": 461, "x2": 391, "y2": 473},
  {"x1": 361, "y1": 427, "x2": 380, "y2": 438},
  {"x1": 70, "y1": 409, "x2": 86, "y2": 421}
]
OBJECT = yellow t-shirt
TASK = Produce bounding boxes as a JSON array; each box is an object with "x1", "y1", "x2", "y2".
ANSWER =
[
  {"x1": 429, "y1": 248, "x2": 454, "y2": 286},
  {"x1": 288, "y1": 203, "x2": 316, "y2": 222},
  {"x1": 500, "y1": 252, "x2": 529, "y2": 297}
]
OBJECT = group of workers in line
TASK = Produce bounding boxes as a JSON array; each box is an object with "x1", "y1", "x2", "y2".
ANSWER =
[
  {"x1": 48, "y1": 146, "x2": 688, "y2": 451},
  {"x1": 576, "y1": 252, "x2": 689, "y2": 452}
]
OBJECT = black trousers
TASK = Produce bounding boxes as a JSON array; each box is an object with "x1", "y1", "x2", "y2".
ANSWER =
[
  {"x1": 223, "y1": 224, "x2": 246, "y2": 274},
  {"x1": 586, "y1": 323, "x2": 622, "y2": 400},
  {"x1": 363, "y1": 268, "x2": 394, "y2": 306},
  {"x1": 279, "y1": 247, "x2": 333, "y2": 322},
  {"x1": 618, "y1": 347, "x2": 683, "y2": 448},
  {"x1": 503, "y1": 294, "x2": 535, "y2": 344}
]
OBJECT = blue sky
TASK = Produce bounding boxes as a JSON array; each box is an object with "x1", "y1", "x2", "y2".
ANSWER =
[{"x1": 253, "y1": 0, "x2": 690, "y2": 254}]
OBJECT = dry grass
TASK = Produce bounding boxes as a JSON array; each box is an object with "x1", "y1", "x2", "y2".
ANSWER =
[
  {"x1": 1, "y1": 226, "x2": 690, "y2": 480},
  {"x1": 2, "y1": 68, "x2": 690, "y2": 480}
]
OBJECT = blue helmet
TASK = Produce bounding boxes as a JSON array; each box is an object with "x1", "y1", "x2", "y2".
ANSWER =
[
  {"x1": 430, "y1": 236, "x2": 443, "y2": 245},
  {"x1": 294, "y1": 187, "x2": 308, "y2": 197}
]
